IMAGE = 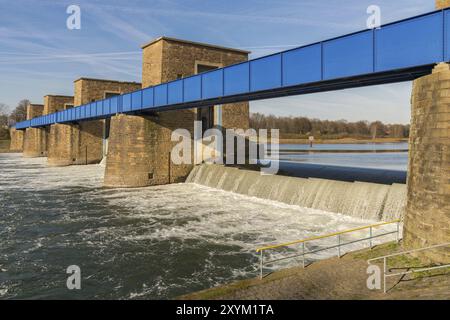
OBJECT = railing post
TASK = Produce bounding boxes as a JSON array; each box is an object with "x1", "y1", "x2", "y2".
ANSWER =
[
  {"x1": 383, "y1": 257, "x2": 387, "y2": 294},
  {"x1": 259, "y1": 251, "x2": 263, "y2": 280},
  {"x1": 396, "y1": 221, "x2": 400, "y2": 243},
  {"x1": 302, "y1": 242, "x2": 305, "y2": 268},
  {"x1": 369, "y1": 226, "x2": 373, "y2": 249},
  {"x1": 337, "y1": 234, "x2": 341, "y2": 258}
]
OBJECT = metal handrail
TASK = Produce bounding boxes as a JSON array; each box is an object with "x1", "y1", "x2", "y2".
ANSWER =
[
  {"x1": 368, "y1": 242, "x2": 450, "y2": 293},
  {"x1": 256, "y1": 219, "x2": 401, "y2": 279}
]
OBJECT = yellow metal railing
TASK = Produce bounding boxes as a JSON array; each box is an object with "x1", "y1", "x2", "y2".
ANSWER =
[{"x1": 256, "y1": 219, "x2": 401, "y2": 279}]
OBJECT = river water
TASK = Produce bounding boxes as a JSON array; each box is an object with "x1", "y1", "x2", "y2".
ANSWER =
[
  {"x1": 0, "y1": 153, "x2": 399, "y2": 299},
  {"x1": 272, "y1": 143, "x2": 408, "y2": 171}
]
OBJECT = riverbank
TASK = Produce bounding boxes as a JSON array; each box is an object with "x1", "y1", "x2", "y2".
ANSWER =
[{"x1": 180, "y1": 242, "x2": 449, "y2": 300}]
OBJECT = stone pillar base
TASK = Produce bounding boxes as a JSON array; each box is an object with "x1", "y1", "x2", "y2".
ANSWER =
[
  {"x1": 23, "y1": 127, "x2": 47, "y2": 158},
  {"x1": 9, "y1": 127, "x2": 24, "y2": 152},
  {"x1": 403, "y1": 63, "x2": 450, "y2": 264},
  {"x1": 47, "y1": 121, "x2": 104, "y2": 167},
  {"x1": 104, "y1": 111, "x2": 195, "y2": 188}
]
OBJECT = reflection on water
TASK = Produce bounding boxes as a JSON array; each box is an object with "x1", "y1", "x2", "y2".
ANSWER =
[{"x1": 0, "y1": 154, "x2": 398, "y2": 299}]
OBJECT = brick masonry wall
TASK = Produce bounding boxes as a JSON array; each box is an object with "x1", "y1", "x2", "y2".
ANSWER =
[
  {"x1": 48, "y1": 79, "x2": 141, "y2": 166},
  {"x1": 48, "y1": 123, "x2": 78, "y2": 166},
  {"x1": 23, "y1": 103, "x2": 46, "y2": 157},
  {"x1": 45, "y1": 95, "x2": 74, "y2": 162},
  {"x1": 105, "y1": 38, "x2": 250, "y2": 187},
  {"x1": 9, "y1": 127, "x2": 24, "y2": 152},
  {"x1": 44, "y1": 95, "x2": 74, "y2": 115},
  {"x1": 436, "y1": 0, "x2": 450, "y2": 9},
  {"x1": 403, "y1": 63, "x2": 450, "y2": 263},
  {"x1": 23, "y1": 127, "x2": 47, "y2": 157}
]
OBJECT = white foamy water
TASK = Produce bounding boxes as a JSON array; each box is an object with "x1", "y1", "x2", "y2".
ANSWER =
[{"x1": 0, "y1": 154, "x2": 400, "y2": 299}]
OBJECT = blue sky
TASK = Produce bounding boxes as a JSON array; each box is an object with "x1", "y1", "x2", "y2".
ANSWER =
[{"x1": 0, "y1": 0, "x2": 436, "y2": 123}]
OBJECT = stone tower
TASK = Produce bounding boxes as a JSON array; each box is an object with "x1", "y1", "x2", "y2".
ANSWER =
[
  {"x1": 403, "y1": 63, "x2": 450, "y2": 263},
  {"x1": 9, "y1": 127, "x2": 24, "y2": 152},
  {"x1": 47, "y1": 79, "x2": 141, "y2": 166},
  {"x1": 23, "y1": 103, "x2": 46, "y2": 157},
  {"x1": 104, "y1": 37, "x2": 250, "y2": 187}
]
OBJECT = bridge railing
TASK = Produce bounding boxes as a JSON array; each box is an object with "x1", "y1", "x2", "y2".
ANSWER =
[
  {"x1": 255, "y1": 219, "x2": 401, "y2": 279},
  {"x1": 368, "y1": 242, "x2": 450, "y2": 293}
]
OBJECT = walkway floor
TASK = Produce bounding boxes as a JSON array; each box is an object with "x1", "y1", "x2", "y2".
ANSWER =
[{"x1": 180, "y1": 243, "x2": 449, "y2": 300}]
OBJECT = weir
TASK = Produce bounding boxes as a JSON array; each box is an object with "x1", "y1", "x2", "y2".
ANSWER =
[{"x1": 186, "y1": 164, "x2": 406, "y2": 222}]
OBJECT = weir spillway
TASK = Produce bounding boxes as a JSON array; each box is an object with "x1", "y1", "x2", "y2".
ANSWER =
[{"x1": 186, "y1": 165, "x2": 406, "y2": 222}]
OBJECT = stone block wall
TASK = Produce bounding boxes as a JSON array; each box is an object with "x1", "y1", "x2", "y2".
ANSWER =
[
  {"x1": 23, "y1": 103, "x2": 46, "y2": 158},
  {"x1": 44, "y1": 95, "x2": 74, "y2": 114},
  {"x1": 105, "y1": 37, "x2": 251, "y2": 187},
  {"x1": 73, "y1": 78, "x2": 141, "y2": 106},
  {"x1": 45, "y1": 95, "x2": 74, "y2": 164},
  {"x1": 403, "y1": 63, "x2": 450, "y2": 263},
  {"x1": 9, "y1": 127, "x2": 24, "y2": 152},
  {"x1": 436, "y1": 0, "x2": 450, "y2": 9},
  {"x1": 48, "y1": 79, "x2": 141, "y2": 166}
]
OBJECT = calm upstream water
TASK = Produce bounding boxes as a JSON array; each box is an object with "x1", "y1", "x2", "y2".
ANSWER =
[
  {"x1": 273, "y1": 143, "x2": 408, "y2": 171},
  {"x1": 0, "y1": 153, "x2": 398, "y2": 299}
]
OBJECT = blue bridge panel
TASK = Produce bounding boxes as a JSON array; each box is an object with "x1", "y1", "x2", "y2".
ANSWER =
[
  {"x1": 110, "y1": 96, "x2": 119, "y2": 113},
  {"x1": 445, "y1": 10, "x2": 450, "y2": 61},
  {"x1": 323, "y1": 31, "x2": 374, "y2": 79},
  {"x1": 95, "y1": 101, "x2": 102, "y2": 116},
  {"x1": 122, "y1": 93, "x2": 132, "y2": 112},
  {"x1": 132, "y1": 91, "x2": 142, "y2": 111},
  {"x1": 282, "y1": 44, "x2": 322, "y2": 87},
  {"x1": 142, "y1": 87, "x2": 154, "y2": 108},
  {"x1": 224, "y1": 63, "x2": 250, "y2": 95},
  {"x1": 168, "y1": 80, "x2": 183, "y2": 105},
  {"x1": 183, "y1": 75, "x2": 202, "y2": 102},
  {"x1": 376, "y1": 12, "x2": 444, "y2": 72},
  {"x1": 202, "y1": 69, "x2": 223, "y2": 99},
  {"x1": 103, "y1": 99, "x2": 110, "y2": 115},
  {"x1": 250, "y1": 54, "x2": 282, "y2": 91},
  {"x1": 154, "y1": 84, "x2": 168, "y2": 106}
]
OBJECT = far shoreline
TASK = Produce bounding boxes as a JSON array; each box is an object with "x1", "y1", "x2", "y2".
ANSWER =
[{"x1": 278, "y1": 137, "x2": 408, "y2": 145}]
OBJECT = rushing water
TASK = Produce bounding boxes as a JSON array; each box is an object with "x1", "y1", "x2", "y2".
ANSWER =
[{"x1": 0, "y1": 154, "x2": 399, "y2": 299}]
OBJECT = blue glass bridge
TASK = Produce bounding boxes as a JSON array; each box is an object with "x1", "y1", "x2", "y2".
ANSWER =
[{"x1": 15, "y1": 8, "x2": 450, "y2": 130}]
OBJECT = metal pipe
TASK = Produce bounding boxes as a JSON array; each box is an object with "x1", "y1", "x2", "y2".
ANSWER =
[
  {"x1": 302, "y1": 242, "x2": 305, "y2": 268},
  {"x1": 260, "y1": 251, "x2": 263, "y2": 280},
  {"x1": 337, "y1": 234, "x2": 341, "y2": 258},
  {"x1": 383, "y1": 257, "x2": 387, "y2": 294}
]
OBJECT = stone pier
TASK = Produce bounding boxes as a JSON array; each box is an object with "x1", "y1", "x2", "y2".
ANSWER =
[
  {"x1": 104, "y1": 37, "x2": 250, "y2": 187},
  {"x1": 9, "y1": 127, "x2": 24, "y2": 152},
  {"x1": 23, "y1": 103, "x2": 46, "y2": 157},
  {"x1": 403, "y1": 63, "x2": 450, "y2": 263},
  {"x1": 47, "y1": 78, "x2": 140, "y2": 166},
  {"x1": 45, "y1": 95, "x2": 74, "y2": 166}
]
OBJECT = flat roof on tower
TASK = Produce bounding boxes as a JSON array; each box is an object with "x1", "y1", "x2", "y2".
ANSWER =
[{"x1": 141, "y1": 36, "x2": 251, "y2": 54}]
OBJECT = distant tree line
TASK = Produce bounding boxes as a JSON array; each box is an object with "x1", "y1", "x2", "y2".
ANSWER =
[
  {"x1": 250, "y1": 113, "x2": 410, "y2": 139},
  {"x1": 0, "y1": 99, "x2": 29, "y2": 140}
]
